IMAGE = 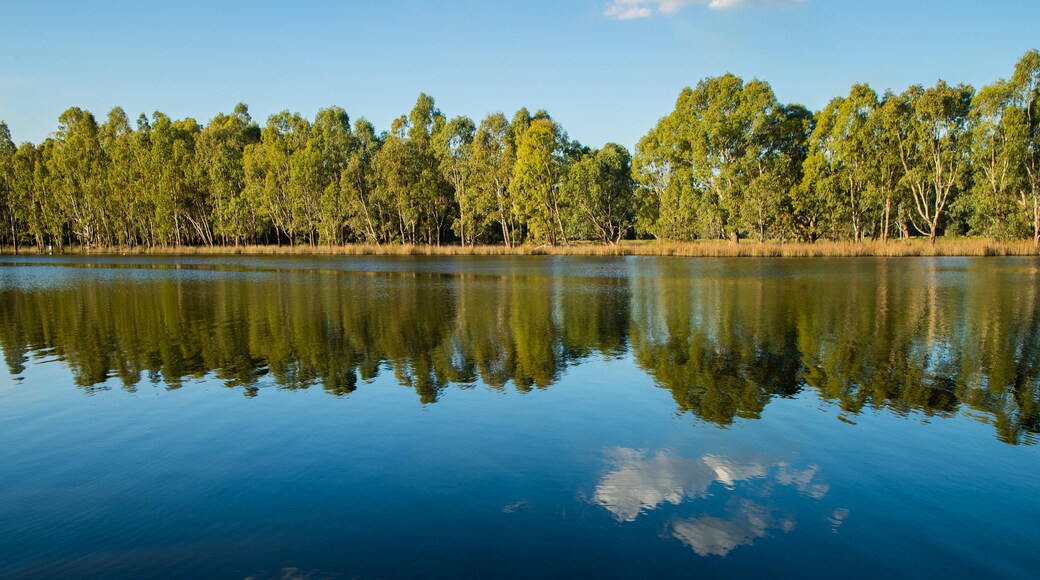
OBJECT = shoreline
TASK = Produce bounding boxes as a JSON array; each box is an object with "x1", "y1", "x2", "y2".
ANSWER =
[{"x1": 2, "y1": 240, "x2": 1038, "y2": 258}]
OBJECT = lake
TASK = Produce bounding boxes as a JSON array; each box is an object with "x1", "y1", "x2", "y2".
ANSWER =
[{"x1": 1, "y1": 255, "x2": 1038, "y2": 578}]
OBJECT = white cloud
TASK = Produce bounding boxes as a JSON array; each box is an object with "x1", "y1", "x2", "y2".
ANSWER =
[
  {"x1": 603, "y1": 0, "x2": 802, "y2": 20},
  {"x1": 604, "y1": 3, "x2": 654, "y2": 19}
]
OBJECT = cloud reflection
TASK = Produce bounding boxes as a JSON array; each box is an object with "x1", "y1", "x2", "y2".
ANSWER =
[
  {"x1": 593, "y1": 447, "x2": 843, "y2": 557},
  {"x1": 593, "y1": 448, "x2": 819, "y2": 522},
  {"x1": 671, "y1": 499, "x2": 795, "y2": 556},
  {"x1": 593, "y1": 448, "x2": 718, "y2": 522}
]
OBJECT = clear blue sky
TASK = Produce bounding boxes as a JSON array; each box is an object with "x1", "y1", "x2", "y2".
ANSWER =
[{"x1": 2, "y1": 0, "x2": 1038, "y2": 150}]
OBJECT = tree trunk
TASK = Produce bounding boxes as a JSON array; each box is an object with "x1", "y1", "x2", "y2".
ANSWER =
[
  {"x1": 496, "y1": 187, "x2": 511, "y2": 248},
  {"x1": 1033, "y1": 194, "x2": 1039, "y2": 247},
  {"x1": 882, "y1": 195, "x2": 891, "y2": 244}
]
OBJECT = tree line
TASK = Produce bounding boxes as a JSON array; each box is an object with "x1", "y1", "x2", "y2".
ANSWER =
[{"x1": 1, "y1": 50, "x2": 1038, "y2": 251}]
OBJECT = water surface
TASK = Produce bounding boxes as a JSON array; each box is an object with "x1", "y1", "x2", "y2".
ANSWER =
[{"x1": 1, "y1": 255, "x2": 1038, "y2": 578}]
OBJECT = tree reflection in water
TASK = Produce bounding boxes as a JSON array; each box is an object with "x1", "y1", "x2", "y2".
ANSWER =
[{"x1": 0, "y1": 258, "x2": 1037, "y2": 444}]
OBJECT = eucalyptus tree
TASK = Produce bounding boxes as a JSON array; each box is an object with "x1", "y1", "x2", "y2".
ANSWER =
[
  {"x1": 1012, "y1": 49, "x2": 1040, "y2": 245},
  {"x1": 890, "y1": 82, "x2": 974, "y2": 242},
  {"x1": 99, "y1": 107, "x2": 146, "y2": 246},
  {"x1": 870, "y1": 91, "x2": 908, "y2": 242},
  {"x1": 634, "y1": 74, "x2": 783, "y2": 241},
  {"x1": 965, "y1": 80, "x2": 1027, "y2": 238},
  {"x1": 470, "y1": 113, "x2": 516, "y2": 246},
  {"x1": 375, "y1": 116, "x2": 418, "y2": 243},
  {"x1": 435, "y1": 116, "x2": 478, "y2": 245},
  {"x1": 633, "y1": 113, "x2": 692, "y2": 240},
  {"x1": 510, "y1": 116, "x2": 568, "y2": 245},
  {"x1": 405, "y1": 93, "x2": 451, "y2": 244},
  {"x1": 10, "y1": 142, "x2": 47, "y2": 251},
  {"x1": 289, "y1": 106, "x2": 354, "y2": 245},
  {"x1": 29, "y1": 140, "x2": 66, "y2": 250},
  {"x1": 244, "y1": 111, "x2": 310, "y2": 244},
  {"x1": 803, "y1": 85, "x2": 880, "y2": 242},
  {"x1": 737, "y1": 103, "x2": 812, "y2": 242},
  {"x1": 51, "y1": 107, "x2": 107, "y2": 247},
  {"x1": 312, "y1": 106, "x2": 355, "y2": 244},
  {"x1": 144, "y1": 112, "x2": 204, "y2": 246},
  {"x1": 562, "y1": 143, "x2": 636, "y2": 244},
  {"x1": 0, "y1": 122, "x2": 17, "y2": 251},
  {"x1": 288, "y1": 139, "x2": 323, "y2": 245},
  {"x1": 686, "y1": 75, "x2": 780, "y2": 239},
  {"x1": 341, "y1": 118, "x2": 384, "y2": 243},
  {"x1": 196, "y1": 103, "x2": 260, "y2": 246}
]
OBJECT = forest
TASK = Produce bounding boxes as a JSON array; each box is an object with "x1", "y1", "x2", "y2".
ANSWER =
[{"x1": 0, "y1": 50, "x2": 1039, "y2": 251}]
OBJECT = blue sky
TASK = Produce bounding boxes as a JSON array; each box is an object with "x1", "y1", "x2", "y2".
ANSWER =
[{"x1": 2, "y1": 0, "x2": 1038, "y2": 149}]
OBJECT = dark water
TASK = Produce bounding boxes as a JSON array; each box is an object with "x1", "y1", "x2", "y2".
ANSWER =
[{"x1": 1, "y1": 255, "x2": 1038, "y2": 578}]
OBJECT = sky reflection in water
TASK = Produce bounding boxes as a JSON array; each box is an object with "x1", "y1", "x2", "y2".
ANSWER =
[{"x1": 0, "y1": 255, "x2": 1038, "y2": 577}]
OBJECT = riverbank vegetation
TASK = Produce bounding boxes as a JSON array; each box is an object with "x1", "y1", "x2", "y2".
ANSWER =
[
  {"x1": 11, "y1": 239, "x2": 1038, "y2": 258},
  {"x1": 1, "y1": 51, "x2": 1039, "y2": 253}
]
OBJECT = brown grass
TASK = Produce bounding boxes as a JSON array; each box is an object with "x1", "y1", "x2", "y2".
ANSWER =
[{"x1": 5, "y1": 239, "x2": 1039, "y2": 258}]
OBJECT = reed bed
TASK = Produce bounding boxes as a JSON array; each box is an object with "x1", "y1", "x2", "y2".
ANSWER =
[{"x1": 5, "y1": 239, "x2": 1038, "y2": 258}]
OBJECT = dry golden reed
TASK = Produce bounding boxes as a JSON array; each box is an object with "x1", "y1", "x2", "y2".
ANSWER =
[{"x1": 8, "y1": 239, "x2": 1038, "y2": 258}]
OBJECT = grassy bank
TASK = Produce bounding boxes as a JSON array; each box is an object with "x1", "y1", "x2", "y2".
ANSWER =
[{"x1": 3, "y1": 239, "x2": 1039, "y2": 258}]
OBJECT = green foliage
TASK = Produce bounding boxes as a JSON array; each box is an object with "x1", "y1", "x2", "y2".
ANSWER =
[
  {"x1": 562, "y1": 143, "x2": 636, "y2": 243},
  {"x1": 340, "y1": 118, "x2": 384, "y2": 243},
  {"x1": 510, "y1": 117, "x2": 568, "y2": 245},
  {"x1": 1011, "y1": 49, "x2": 1040, "y2": 244},
  {"x1": 2, "y1": 51, "x2": 1040, "y2": 250},
  {"x1": 961, "y1": 81, "x2": 1029, "y2": 238},
  {"x1": 803, "y1": 85, "x2": 880, "y2": 241},
  {"x1": 196, "y1": 104, "x2": 259, "y2": 245},
  {"x1": 435, "y1": 116, "x2": 478, "y2": 244},
  {"x1": 0, "y1": 122, "x2": 16, "y2": 251},
  {"x1": 470, "y1": 113, "x2": 518, "y2": 246},
  {"x1": 634, "y1": 74, "x2": 804, "y2": 242}
]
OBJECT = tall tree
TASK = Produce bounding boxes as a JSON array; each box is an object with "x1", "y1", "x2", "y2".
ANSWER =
[
  {"x1": 891, "y1": 82, "x2": 974, "y2": 242},
  {"x1": 634, "y1": 74, "x2": 783, "y2": 241},
  {"x1": 375, "y1": 117, "x2": 418, "y2": 243},
  {"x1": 871, "y1": 92, "x2": 908, "y2": 242},
  {"x1": 0, "y1": 122, "x2": 16, "y2": 252},
  {"x1": 803, "y1": 85, "x2": 880, "y2": 242},
  {"x1": 145, "y1": 112, "x2": 204, "y2": 246},
  {"x1": 310, "y1": 106, "x2": 355, "y2": 245},
  {"x1": 406, "y1": 93, "x2": 451, "y2": 244},
  {"x1": 510, "y1": 117, "x2": 567, "y2": 245},
  {"x1": 471, "y1": 113, "x2": 517, "y2": 246},
  {"x1": 51, "y1": 108, "x2": 107, "y2": 247},
  {"x1": 341, "y1": 118, "x2": 384, "y2": 243},
  {"x1": 562, "y1": 143, "x2": 636, "y2": 244},
  {"x1": 435, "y1": 116, "x2": 477, "y2": 245},
  {"x1": 10, "y1": 142, "x2": 48, "y2": 251},
  {"x1": 965, "y1": 80, "x2": 1027, "y2": 238},
  {"x1": 1012, "y1": 49, "x2": 1040, "y2": 245},
  {"x1": 244, "y1": 111, "x2": 310, "y2": 245},
  {"x1": 737, "y1": 103, "x2": 812, "y2": 242},
  {"x1": 196, "y1": 103, "x2": 260, "y2": 246},
  {"x1": 633, "y1": 113, "x2": 693, "y2": 240},
  {"x1": 99, "y1": 107, "x2": 146, "y2": 246}
]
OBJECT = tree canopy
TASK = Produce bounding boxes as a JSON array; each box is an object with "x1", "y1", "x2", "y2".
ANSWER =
[{"x1": 3, "y1": 50, "x2": 1040, "y2": 251}]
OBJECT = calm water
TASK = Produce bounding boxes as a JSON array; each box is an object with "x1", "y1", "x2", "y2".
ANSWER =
[{"x1": 1, "y1": 255, "x2": 1038, "y2": 578}]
